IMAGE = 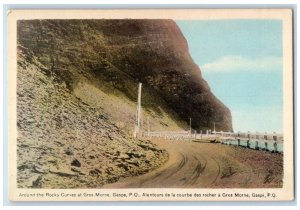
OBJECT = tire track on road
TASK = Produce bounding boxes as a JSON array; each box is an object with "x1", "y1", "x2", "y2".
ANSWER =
[{"x1": 102, "y1": 140, "x2": 278, "y2": 188}]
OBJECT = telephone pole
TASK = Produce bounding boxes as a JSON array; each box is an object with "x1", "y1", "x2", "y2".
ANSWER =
[{"x1": 213, "y1": 122, "x2": 216, "y2": 134}]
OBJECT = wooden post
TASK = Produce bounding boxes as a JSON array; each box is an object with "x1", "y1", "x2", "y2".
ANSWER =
[
  {"x1": 273, "y1": 142, "x2": 278, "y2": 153},
  {"x1": 141, "y1": 109, "x2": 143, "y2": 136},
  {"x1": 264, "y1": 142, "x2": 268, "y2": 151},
  {"x1": 264, "y1": 132, "x2": 267, "y2": 140},
  {"x1": 246, "y1": 139, "x2": 250, "y2": 148},
  {"x1": 273, "y1": 132, "x2": 277, "y2": 141},
  {"x1": 213, "y1": 122, "x2": 216, "y2": 134},
  {"x1": 255, "y1": 141, "x2": 259, "y2": 150}
]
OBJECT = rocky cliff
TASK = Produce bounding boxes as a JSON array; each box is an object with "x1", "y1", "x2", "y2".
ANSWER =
[
  {"x1": 17, "y1": 19, "x2": 232, "y2": 131},
  {"x1": 16, "y1": 19, "x2": 232, "y2": 188},
  {"x1": 17, "y1": 51, "x2": 169, "y2": 188}
]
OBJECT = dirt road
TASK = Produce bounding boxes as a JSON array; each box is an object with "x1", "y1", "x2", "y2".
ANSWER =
[{"x1": 104, "y1": 139, "x2": 283, "y2": 188}]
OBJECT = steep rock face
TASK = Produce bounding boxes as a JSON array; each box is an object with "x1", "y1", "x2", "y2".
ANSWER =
[
  {"x1": 17, "y1": 19, "x2": 232, "y2": 132},
  {"x1": 17, "y1": 51, "x2": 169, "y2": 188}
]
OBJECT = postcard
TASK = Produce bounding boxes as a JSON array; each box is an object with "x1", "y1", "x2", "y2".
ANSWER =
[{"x1": 7, "y1": 9, "x2": 294, "y2": 201}]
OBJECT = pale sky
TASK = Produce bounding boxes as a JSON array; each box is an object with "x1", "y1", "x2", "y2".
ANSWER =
[{"x1": 176, "y1": 20, "x2": 283, "y2": 133}]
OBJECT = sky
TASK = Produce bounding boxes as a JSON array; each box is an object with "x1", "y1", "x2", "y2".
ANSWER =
[{"x1": 176, "y1": 20, "x2": 283, "y2": 133}]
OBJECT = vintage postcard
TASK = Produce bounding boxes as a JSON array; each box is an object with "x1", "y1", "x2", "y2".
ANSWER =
[{"x1": 7, "y1": 9, "x2": 294, "y2": 201}]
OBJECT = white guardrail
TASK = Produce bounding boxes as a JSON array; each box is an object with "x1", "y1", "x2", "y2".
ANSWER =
[{"x1": 145, "y1": 130, "x2": 283, "y2": 152}]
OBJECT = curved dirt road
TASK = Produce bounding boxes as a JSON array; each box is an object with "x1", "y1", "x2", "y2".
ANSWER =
[{"x1": 104, "y1": 139, "x2": 283, "y2": 188}]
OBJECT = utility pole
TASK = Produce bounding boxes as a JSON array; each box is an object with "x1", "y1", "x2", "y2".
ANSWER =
[
  {"x1": 141, "y1": 109, "x2": 143, "y2": 136},
  {"x1": 134, "y1": 83, "x2": 142, "y2": 138},
  {"x1": 213, "y1": 122, "x2": 216, "y2": 134}
]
